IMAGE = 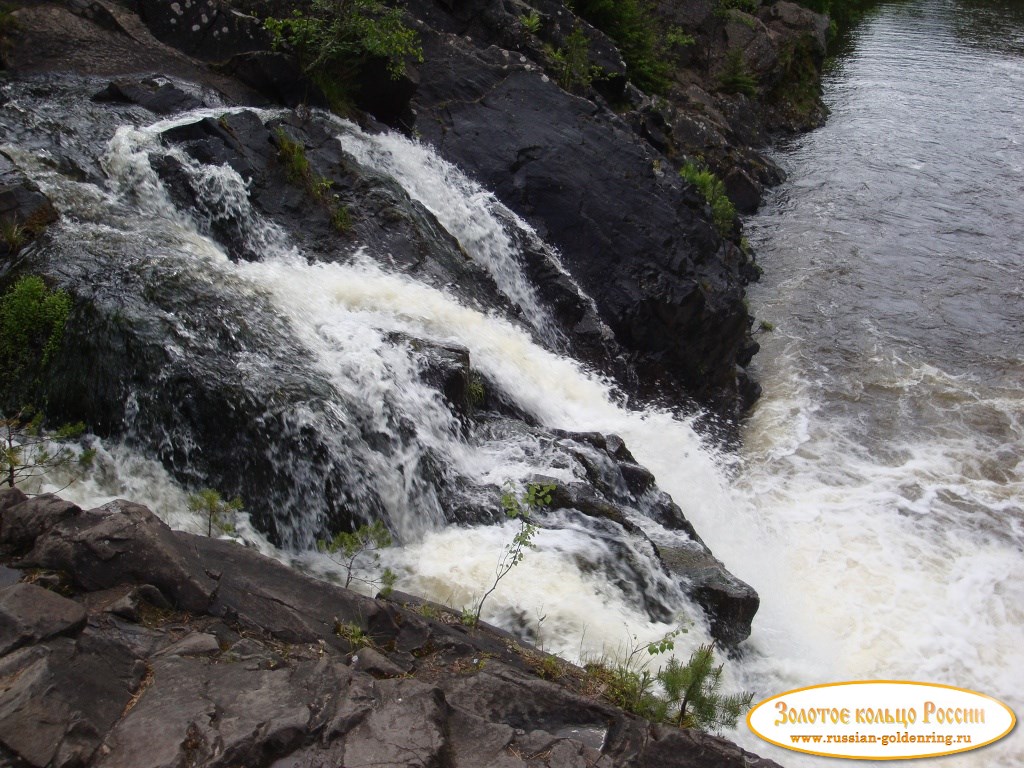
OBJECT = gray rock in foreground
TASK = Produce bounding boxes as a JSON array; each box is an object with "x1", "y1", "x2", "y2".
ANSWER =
[{"x1": 0, "y1": 487, "x2": 781, "y2": 768}]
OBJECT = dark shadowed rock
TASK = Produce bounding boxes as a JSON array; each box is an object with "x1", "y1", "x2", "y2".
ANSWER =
[
  {"x1": 0, "y1": 151, "x2": 58, "y2": 253},
  {"x1": 91, "y1": 76, "x2": 204, "y2": 114}
]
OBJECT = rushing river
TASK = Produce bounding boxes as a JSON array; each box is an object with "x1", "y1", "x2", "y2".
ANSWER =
[{"x1": 733, "y1": 0, "x2": 1024, "y2": 764}]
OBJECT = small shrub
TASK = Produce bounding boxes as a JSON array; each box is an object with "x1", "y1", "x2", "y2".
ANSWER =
[
  {"x1": 1, "y1": 408, "x2": 86, "y2": 490},
  {"x1": 318, "y1": 520, "x2": 397, "y2": 596},
  {"x1": 658, "y1": 643, "x2": 754, "y2": 732},
  {"x1": 553, "y1": 28, "x2": 593, "y2": 92},
  {"x1": 466, "y1": 482, "x2": 554, "y2": 626},
  {"x1": 187, "y1": 488, "x2": 243, "y2": 537},
  {"x1": 758, "y1": 319, "x2": 775, "y2": 332},
  {"x1": 264, "y1": 0, "x2": 423, "y2": 111},
  {"x1": 0, "y1": 275, "x2": 71, "y2": 410},
  {"x1": 467, "y1": 371, "x2": 485, "y2": 408},
  {"x1": 569, "y1": 0, "x2": 672, "y2": 94},
  {"x1": 718, "y1": 48, "x2": 758, "y2": 97},
  {"x1": 519, "y1": 10, "x2": 542, "y2": 35},
  {"x1": 1, "y1": 219, "x2": 26, "y2": 253},
  {"x1": 679, "y1": 161, "x2": 736, "y2": 237},
  {"x1": 718, "y1": 0, "x2": 760, "y2": 12},
  {"x1": 330, "y1": 203, "x2": 352, "y2": 233},
  {"x1": 335, "y1": 620, "x2": 372, "y2": 648}
]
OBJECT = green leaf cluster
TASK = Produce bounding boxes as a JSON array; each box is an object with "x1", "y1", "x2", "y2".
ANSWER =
[
  {"x1": 264, "y1": 0, "x2": 423, "y2": 110},
  {"x1": 0, "y1": 275, "x2": 71, "y2": 410},
  {"x1": 567, "y1": 0, "x2": 677, "y2": 94},
  {"x1": 188, "y1": 488, "x2": 244, "y2": 537},
  {"x1": 679, "y1": 160, "x2": 737, "y2": 237},
  {"x1": 718, "y1": 48, "x2": 758, "y2": 97},
  {"x1": 1, "y1": 407, "x2": 86, "y2": 490},
  {"x1": 318, "y1": 519, "x2": 397, "y2": 596},
  {"x1": 585, "y1": 639, "x2": 752, "y2": 733},
  {"x1": 273, "y1": 127, "x2": 353, "y2": 234}
]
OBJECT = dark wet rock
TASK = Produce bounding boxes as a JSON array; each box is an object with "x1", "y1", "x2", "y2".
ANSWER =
[
  {"x1": 136, "y1": 0, "x2": 272, "y2": 62},
  {"x1": 0, "y1": 151, "x2": 59, "y2": 253},
  {"x1": 724, "y1": 167, "x2": 764, "y2": 214},
  {"x1": 0, "y1": 494, "x2": 781, "y2": 768},
  {"x1": 659, "y1": 546, "x2": 760, "y2": 647},
  {"x1": 219, "y1": 50, "x2": 325, "y2": 108},
  {"x1": 91, "y1": 76, "x2": 204, "y2": 114},
  {"x1": 411, "y1": 32, "x2": 756, "y2": 416}
]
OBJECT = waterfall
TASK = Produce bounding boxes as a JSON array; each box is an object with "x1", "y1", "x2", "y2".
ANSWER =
[{"x1": 5, "y1": 74, "x2": 1020, "y2": 767}]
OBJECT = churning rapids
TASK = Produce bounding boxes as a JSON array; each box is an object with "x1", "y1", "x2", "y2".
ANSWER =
[{"x1": 3, "y1": 0, "x2": 1022, "y2": 764}]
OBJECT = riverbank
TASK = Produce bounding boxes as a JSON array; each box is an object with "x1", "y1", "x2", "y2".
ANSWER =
[{"x1": 0, "y1": 486, "x2": 784, "y2": 768}]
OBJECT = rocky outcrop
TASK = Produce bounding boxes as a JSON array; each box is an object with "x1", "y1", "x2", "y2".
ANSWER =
[
  {"x1": 0, "y1": 151, "x2": 58, "y2": 257},
  {"x1": 0, "y1": 488, "x2": 781, "y2": 768}
]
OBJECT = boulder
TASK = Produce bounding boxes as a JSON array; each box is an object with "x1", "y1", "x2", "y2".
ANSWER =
[
  {"x1": 0, "y1": 583, "x2": 87, "y2": 654},
  {"x1": 0, "y1": 151, "x2": 58, "y2": 253},
  {"x1": 91, "y1": 77, "x2": 204, "y2": 114},
  {"x1": 17, "y1": 499, "x2": 217, "y2": 612}
]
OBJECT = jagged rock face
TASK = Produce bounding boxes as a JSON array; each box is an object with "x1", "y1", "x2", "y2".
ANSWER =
[
  {"x1": 406, "y1": 26, "x2": 756, "y2": 417},
  {"x1": 0, "y1": 489, "x2": 782, "y2": 768}
]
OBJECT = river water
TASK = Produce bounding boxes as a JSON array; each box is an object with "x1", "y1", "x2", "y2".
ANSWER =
[
  {"x1": 731, "y1": 0, "x2": 1024, "y2": 764},
  {"x1": 7, "y1": 0, "x2": 1021, "y2": 765}
]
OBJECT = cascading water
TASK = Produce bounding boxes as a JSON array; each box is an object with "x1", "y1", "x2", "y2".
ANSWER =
[{"x1": 3, "y1": 3, "x2": 1022, "y2": 757}]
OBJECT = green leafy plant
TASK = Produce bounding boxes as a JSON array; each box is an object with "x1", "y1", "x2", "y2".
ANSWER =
[
  {"x1": 658, "y1": 643, "x2": 754, "y2": 732},
  {"x1": 318, "y1": 520, "x2": 397, "y2": 597},
  {"x1": 718, "y1": 47, "x2": 758, "y2": 97},
  {"x1": 274, "y1": 128, "x2": 354, "y2": 234},
  {"x1": 519, "y1": 10, "x2": 542, "y2": 35},
  {"x1": 0, "y1": 275, "x2": 71, "y2": 411},
  {"x1": 718, "y1": 0, "x2": 760, "y2": 13},
  {"x1": 188, "y1": 488, "x2": 243, "y2": 537},
  {"x1": 264, "y1": 0, "x2": 422, "y2": 111},
  {"x1": 467, "y1": 371, "x2": 485, "y2": 408},
  {"x1": 758, "y1": 319, "x2": 775, "y2": 332},
  {"x1": 335, "y1": 619, "x2": 372, "y2": 648},
  {"x1": 568, "y1": 0, "x2": 672, "y2": 94},
  {"x1": 552, "y1": 28, "x2": 593, "y2": 92},
  {"x1": 466, "y1": 482, "x2": 554, "y2": 627},
  {"x1": 1, "y1": 218, "x2": 26, "y2": 253},
  {"x1": 679, "y1": 160, "x2": 737, "y2": 237}
]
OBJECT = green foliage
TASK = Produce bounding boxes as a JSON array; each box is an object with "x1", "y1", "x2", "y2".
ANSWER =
[
  {"x1": 793, "y1": 0, "x2": 882, "y2": 35},
  {"x1": 758, "y1": 319, "x2": 775, "y2": 332},
  {"x1": 718, "y1": 48, "x2": 758, "y2": 97},
  {"x1": 551, "y1": 28, "x2": 594, "y2": 92},
  {"x1": 264, "y1": 0, "x2": 422, "y2": 109},
  {"x1": 188, "y1": 488, "x2": 243, "y2": 537},
  {"x1": 658, "y1": 644, "x2": 755, "y2": 732},
  {"x1": 467, "y1": 371, "x2": 485, "y2": 408},
  {"x1": 584, "y1": 634, "x2": 750, "y2": 733},
  {"x1": 467, "y1": 482, "x2": 554, "y2": 627},
  {"x1": 0, "y1": 3, "x2": 17, "y2": 67},
  {"x1": 568, "y1": 0, "x2": 673, "y2": 94},
  {"x1": 0, "y1": 275, "x2": 71, "y2": 410},
  {"x1": 318, "y1": 519, "x2": 397, "y2": 596},
  {"x1": 335, "y1": 620, "x2": 372, "y2": 648},
  {"x1": 519, "y1": 10, "x2": 542, "y2": 35},
  {"x1": 679, "y1": 161, "x2": 736, "y2": 237},
  {"x1": 664, "y1": 27, "x2": 695, "y2": 49},
  {"x1": 1, "y1": 407, "x2": 86, "y2": 489},
  {"x1": 330, "y1": 204, "x2": 353, "y2": 233},
  {"x1": 1, "y1": 219, "x2": 26, "y2": 253}
]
